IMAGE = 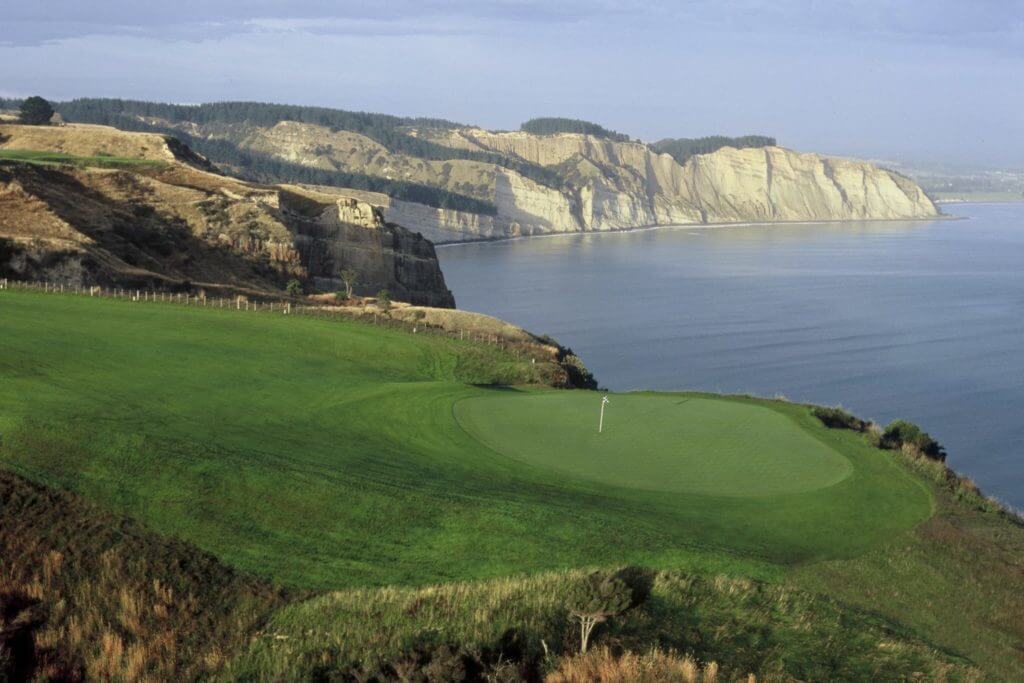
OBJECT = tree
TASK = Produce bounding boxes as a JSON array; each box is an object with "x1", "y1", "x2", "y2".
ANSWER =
[
  {"x1": 18, "y1": 96, "x2": 55, "y2": 126},
  {"x1": 567, "y1": 571, "x2": 633, "y2": 653},
  {"x1": 339, "y1": 268, "x2": 358, "y2": 299},
  {"x1": 376, "y1": 289, "x2": 391, "y2": 312},
  {"x1": 285, "y1": 279, "x2": 303, "y2": 297}
]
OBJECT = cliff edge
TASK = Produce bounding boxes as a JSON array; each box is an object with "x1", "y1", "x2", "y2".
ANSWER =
[{"x1": 0, "y1": 124, "x2": 454, "y2": 307}]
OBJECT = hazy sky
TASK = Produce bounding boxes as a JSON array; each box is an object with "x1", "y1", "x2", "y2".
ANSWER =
[{"x1": 1, "y1": 1, "x2": 1022, "y2": 168}]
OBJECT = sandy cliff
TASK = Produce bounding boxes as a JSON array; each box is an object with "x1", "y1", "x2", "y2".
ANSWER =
[
  {"x1": 406, "y1": 129, "x2": 939, "y2": 240},
  {"x1": 170, "y1": 120, "x2": 938, "y2": 243},
  {"x1": 0, "y1": 124, "x2": 454, "y2": 306}
]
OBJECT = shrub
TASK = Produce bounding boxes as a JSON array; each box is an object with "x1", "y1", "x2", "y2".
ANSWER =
[
  {"x1": 881, "y1": 420, "x2": 946, "y2": 461},
  {"x1": 285, "y1": 279, "x2": 303, "y2": 297},
  {"x1": 567, "y1": 570, "x2": 638, "y2": 653},
  {"x1": 811, "y1": 406, "x2": 867, "y2": 432}
]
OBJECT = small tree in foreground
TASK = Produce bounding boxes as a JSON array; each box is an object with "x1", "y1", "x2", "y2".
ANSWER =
[
  {"x1": 19, "y1": 96, "x2": 54, "y2": 125},
  {"x1": 376, "y1": 288, "x2": 391, "y2": 312},
  {"x1": 568, "y1": 571, "x2": 633, "y2": 653},
  {"x1": 339, "y1": 267, "x2": 358, "y2": 299},
  {"x1": 285, "y1": 279, "x2": 303, "y2": 297}
]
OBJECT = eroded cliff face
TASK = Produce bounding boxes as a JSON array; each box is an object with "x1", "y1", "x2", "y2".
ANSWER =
[
  {"x1": 126, "y1": 117, "x2": 940, "y2": 243},
  {"x1": 409, "y1": 129, "x2": 939, "y2": 240},
  {"x1": 0, "y1": 125, "x2": 454, "y2": 306}
]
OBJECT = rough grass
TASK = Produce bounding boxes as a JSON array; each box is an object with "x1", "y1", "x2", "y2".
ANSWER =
[
  {"x1": 0, "y1": 470, "x2": 286, "y2": 681},
  {"x1": 546, "y1": 647, "x2": 717, "y2": 683},
  {"x1": 223, "y1": 568, "x2": 976, "y2": 681},
  {"x1": 791, "y1": 466, "x2": 1024, "y2": 681}
]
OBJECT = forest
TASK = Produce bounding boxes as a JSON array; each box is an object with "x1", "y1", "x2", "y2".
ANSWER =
[
  {"x1": 651, "y1": 135, "x2": 777, "y2": 165},
  {"x1": 520, "y1": 117, "x2": 631, "y2": 141}
]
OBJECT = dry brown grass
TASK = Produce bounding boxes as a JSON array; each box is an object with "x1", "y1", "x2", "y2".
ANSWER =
[
  {"x1": 0, "y1": 470, "x2": 286, "y2": 681},
  {"x1": 546, "y1": 646, "x2": 724, "y2": 683},
  {"x1": 0, "y1": 123, "x2": 177, "y2": 161}
]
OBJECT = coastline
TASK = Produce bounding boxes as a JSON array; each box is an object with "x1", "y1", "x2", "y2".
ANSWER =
[
  {"x1": 936, "y1": 198, "x2": 1024, "y2": 205},
  {"x1": 434, "y1": 212, "x2": 962, "y2": 248}
]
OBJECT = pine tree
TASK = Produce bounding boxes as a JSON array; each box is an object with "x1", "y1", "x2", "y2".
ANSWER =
[{"x1": 18, "y1": 96, "x2": 54, "y2": 125}]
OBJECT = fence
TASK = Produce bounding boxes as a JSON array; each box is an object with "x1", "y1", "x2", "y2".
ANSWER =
[{"x1": 0, "y1": 278, "x2": 546, "y2": 363}]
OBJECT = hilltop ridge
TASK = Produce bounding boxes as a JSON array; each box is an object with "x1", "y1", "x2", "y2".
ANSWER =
[{"x1": 27, "y1": 98, "x2": 941, "y2": 244}]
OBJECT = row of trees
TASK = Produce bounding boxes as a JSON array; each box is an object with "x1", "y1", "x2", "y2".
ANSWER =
[
  {"x1": 26, "y1": 104, "x2": 497, "y2": 214},
  {"x1": 0, "y1": 96, "x2": 501, "y2": 213},
  {"x1": 53, "y1": 98, "x2": 562, "y2": 191},
  {"x1": 651, "y1": 135, "x2": 777, "y2": 165},
  {"x1": 520, "y1": 117, "x2": 631, "y2": 142}
]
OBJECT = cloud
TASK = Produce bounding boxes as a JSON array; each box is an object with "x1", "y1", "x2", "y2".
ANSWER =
[
  {"x1": 1, "y1": 0, "x2": 1022, "y2": 165},
  {"x1": 5, "y1": 1, "x2": 1020, "y2": 49},
  {"x1": 0, "y1": 1, "x2": 623, "y2": 45}
]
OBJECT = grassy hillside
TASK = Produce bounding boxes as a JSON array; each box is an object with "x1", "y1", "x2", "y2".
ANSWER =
[
  {"x1": 0, "y1": 464, "x2": 975, "y2": 681},
  {"x1": 0, "y1": 469, "x2": 286, "y2": 680},
  {"x1": 2, "y1": 289, "x2": 1022, "y2": 679},
  {"x1": 0, "y1": 289, "x2": 930, "y2": 591}
]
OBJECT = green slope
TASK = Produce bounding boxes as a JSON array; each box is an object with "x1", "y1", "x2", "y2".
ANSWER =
[{"x1": 0, "y1": 290, "x2": 931, "y2": 590}]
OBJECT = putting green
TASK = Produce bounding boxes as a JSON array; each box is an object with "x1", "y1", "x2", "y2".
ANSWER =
[{"x1": 455, "y1": 392, "x2": 853, "y2": 497}]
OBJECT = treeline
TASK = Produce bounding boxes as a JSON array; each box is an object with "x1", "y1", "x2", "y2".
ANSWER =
[
  {"x1": 52, "y1": 99, "x2": 562, "y2": 192},
  {"x1": 651, "y1": 135, "x2": 777, "y2": 165},
  {"x1": 196, "y1": 134, "x2": 500, "y2": 214},
  {"x1": 159, "y1": 123, "x2": 500, "y2": 215},
  {"x1": 0, "y1": 98, "x2": 498, "y2": 213},
  {"x1": 520, "y1": 117, "x2": 630, "y2": 142}
]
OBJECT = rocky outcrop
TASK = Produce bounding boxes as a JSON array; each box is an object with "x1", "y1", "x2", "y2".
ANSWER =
[
  {"x1": 283, "y1": 192, "x2": 454, "y2": 307},
  {"x1": 0, "y1": 125, "x2": 455, "y2": 306}
]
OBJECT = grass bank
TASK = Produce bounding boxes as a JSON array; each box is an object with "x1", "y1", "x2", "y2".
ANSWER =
[
  {"x1": 0, "y1": 289, "x2": 929, "y2": 590},
  {"x1": 2, "y1": 289, "x2": 1021, "y2": 679}
]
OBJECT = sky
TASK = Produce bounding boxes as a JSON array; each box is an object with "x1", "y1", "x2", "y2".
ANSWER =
[{"x1": 1, "y1": 1, "x2": 1022, "y2": 168}]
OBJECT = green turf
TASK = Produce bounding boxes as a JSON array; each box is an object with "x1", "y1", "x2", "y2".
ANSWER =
[
  {"x1": 0, "y1": 148, "x2": 166, "y2": 169},
  {"x1": 456, "y1": 392, "x2": 852, "y2": 496},
  {"x1": 0, "y1": 290, "x2": 932, "y2": 589}
]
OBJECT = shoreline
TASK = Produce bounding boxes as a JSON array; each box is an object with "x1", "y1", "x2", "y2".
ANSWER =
[
  {"x1": 434, "y1": 212, "x2": 962, "y2": 248},
  {"x1": 935, "y1": 198, "x2": 1024, "y2": 205}
]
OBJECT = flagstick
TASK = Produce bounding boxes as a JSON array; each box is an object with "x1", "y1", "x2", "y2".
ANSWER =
[{"x1": 599, "y1": 395, "x2": 609, "y2": 433}]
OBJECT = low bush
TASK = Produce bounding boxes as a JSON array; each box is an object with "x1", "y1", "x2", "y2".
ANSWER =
[
  {"x1": 811, "y1": 406, "x2": 868, "y2": 431},
  {"x1": 880, "y1": 420, "x2": 946, "y2": 461}
]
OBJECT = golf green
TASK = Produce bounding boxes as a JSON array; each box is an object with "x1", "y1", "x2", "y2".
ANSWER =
[{"x1": 455, "y1": 392, "x2": 853, "y2": 496}]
